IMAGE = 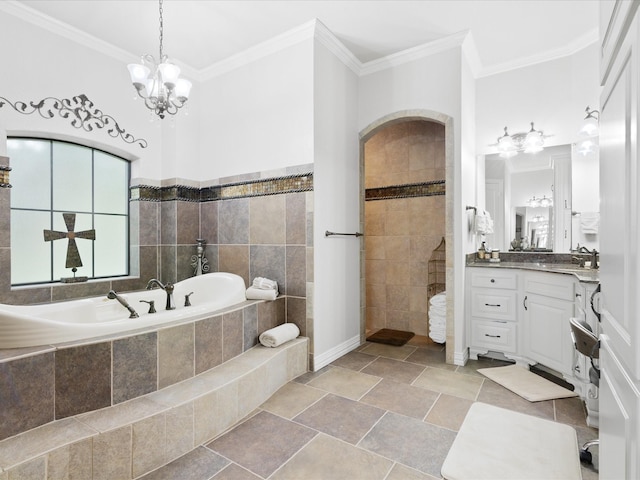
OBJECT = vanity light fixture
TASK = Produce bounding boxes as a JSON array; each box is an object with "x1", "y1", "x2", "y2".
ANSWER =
[
  {"x1": 528, "y1": 195, "x2": 553, "y2": 208},
  {"x1": 577, "y1": 106, "x2": 600, "y2": 155},
  {"x1": 496, "y1": 122, "x2": 545, "y2": 158},
  {"x1": 127, "y1": 0, "x2": 192, "y2": 119},
  {"x1": 579, "y1": 106, "x2": 600, "y2": 137}
]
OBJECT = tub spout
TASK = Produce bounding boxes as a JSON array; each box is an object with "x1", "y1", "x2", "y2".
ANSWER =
[
  {"x1": 146, "y1": 279, "x2": 176, "y2": 310},
  {"x1": 107, "y1": 290, "x2": 139, "y2": 318}
]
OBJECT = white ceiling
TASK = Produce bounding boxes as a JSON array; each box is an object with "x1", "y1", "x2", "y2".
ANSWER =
[{"x1": 11, "y1": 0, "x2": 600, "y2": 77}]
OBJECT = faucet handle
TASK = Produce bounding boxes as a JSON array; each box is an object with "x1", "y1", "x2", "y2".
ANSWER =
[
  {"x1": 140, "y1": 299, "x2": 156, "y2": 314},
  {"x1": 185, "y1": 292, "x2": 194, "y2": 307}
]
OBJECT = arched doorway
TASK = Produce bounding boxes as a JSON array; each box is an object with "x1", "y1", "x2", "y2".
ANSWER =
[{"x1": 360, "y1": 110, "x2": 454, "y2": 362}]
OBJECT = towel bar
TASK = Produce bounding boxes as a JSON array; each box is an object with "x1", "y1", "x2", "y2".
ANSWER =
[{"x1": 325, "y1": 230, "x2": 363, "y2": 237}]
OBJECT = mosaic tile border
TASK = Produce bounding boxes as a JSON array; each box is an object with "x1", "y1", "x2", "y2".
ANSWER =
[
  {"x1": 131, "y1": 173, "x2": 314, "y2": 203},
  {"x1": 365, "y1": 180, "x2": 445, "y2": 201},
  {"x1": 0, "y1": 165, "x2": 11, "y2": 188}
]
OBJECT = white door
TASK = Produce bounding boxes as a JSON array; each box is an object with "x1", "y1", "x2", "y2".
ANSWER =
[{"x1": 599, "y1": 2, "x2": 640, "y2": 478}]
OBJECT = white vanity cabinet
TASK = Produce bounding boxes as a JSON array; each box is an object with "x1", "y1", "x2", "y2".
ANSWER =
[
  {"x1": 522, "y1": 271, "x2": 576, "y2": 377},
  {"x1": 467, "y1": 268, "x2": 519, "y2": 359},
  {"x1": 466, "y1": 266, "x2": 579, "y2": 379}
]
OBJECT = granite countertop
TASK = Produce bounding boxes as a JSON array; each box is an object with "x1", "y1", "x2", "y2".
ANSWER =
[{"x1": 467, "y1": 260, "x2": 600, "y2": 283}]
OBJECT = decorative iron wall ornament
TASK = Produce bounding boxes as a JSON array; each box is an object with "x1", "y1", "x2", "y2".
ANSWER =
[{"x1": 0, "y1": 94, "x2": 148, "y2": 148}]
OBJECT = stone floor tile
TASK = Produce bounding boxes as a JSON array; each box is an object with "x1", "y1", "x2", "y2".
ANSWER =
[
  {"x1": 361, "y1": 357, "x2": 426, "y2": 384},
  {"x1": 476, "y1": 378, "x2": 555, "y2": 420},
  {"x1": 210, "y1": 462, "x2": 262, "y2": 479},
  {"x1": 259, "y1": 382, "x2": 326, "y2": 419},
  {"x1": 406, "y1": 336, "x2": 444, "y2": 351},
  {"x1": 412, "y1": 367, "x2": 483, "y2": 400},
  {"x1": 330, "y1": 350, "x2": 377, "y2": 371},
  {"x1": 359, "y1": 411, "x2": 456, "y2": 478},
  {"x1": 292, "y1": 366, "x2": 332, "y2": 384},
  {"x1": 139, "y1": 446, "x2": 228, "y2": 480},
  {"x1": 307, "y1": 366, "x2": 380, "y2": 400},
  {"x1": 455, "y1": 356, "x2": 513, "y2": 377},
  {"x1": 405, "y1": 348, "x2": 456, "y2": 370},
  {"x1": 206, "y1": 411, "x2": 316, "y2": 478},
  {"x1": 293, "y1": 393, "x2": 385, "y2": 444},
  {"x1": 360, "y1": 379, "x2": 439, "y2": 420},
  {"x1": 424, "y1": 394, "x2": 473, "y2": 431},
  {"x1": 359, "y1": 342, "x2": 417, "y2": 360},
  {"x1": 555, "y1": 396, "x2": 588, "y2": 427},
  {"x1": 270, "y1": 433, "x2": 393, "y2": 480},
  {"x1": 385, "y1": 462, "x2": 440, "y2": 480}
]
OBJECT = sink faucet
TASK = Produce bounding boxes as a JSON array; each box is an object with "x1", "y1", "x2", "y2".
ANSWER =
[
  {"x1": 146, "y1": 279, "x2": 176, "y2": 310},
  {"x1": 576, "y1": 245, "x2": 599, "y2": 269},
  {"x1": 107, "y1": 290, "x2": 139, "y2": 318}
]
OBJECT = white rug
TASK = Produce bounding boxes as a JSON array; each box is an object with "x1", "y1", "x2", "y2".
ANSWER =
[
  {"x1": 478, "y1": 365, "x2": 578, "y2": 402},
  {"x1": 441, "y1": 402, "x2": 582, "y2": 480}
]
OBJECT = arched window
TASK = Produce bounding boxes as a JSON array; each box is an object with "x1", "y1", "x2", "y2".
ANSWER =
[{"x1": 8, "y1": 138, "x2": 129, "y2": 285}]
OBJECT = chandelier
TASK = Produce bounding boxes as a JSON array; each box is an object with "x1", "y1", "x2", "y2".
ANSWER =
[
  {"x1": 496, "y1": 122, "x2": 545, "y2": 158},
  {"x1": 127, "y1": 0, "x2": 192, "y2": 119}
]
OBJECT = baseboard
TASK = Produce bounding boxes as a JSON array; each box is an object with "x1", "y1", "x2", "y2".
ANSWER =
[
  {"x1": 313, "y1": 334, "x2": 361, "y2": 371},
  {"x1": 453, "y1": 347, "x2": 469, "y2": 366}
]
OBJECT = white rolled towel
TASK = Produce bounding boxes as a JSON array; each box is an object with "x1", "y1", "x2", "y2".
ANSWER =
[
  {"x1": 252, "y1": 277, "x2": 278, "y2": 290},
  {"x1": 429, "y1": 305, "x2": 446, "y2": 316},
  {"x1": 430, "y1": 293, "x2": 446, "y2": 306},
  {"x1": 259, "y1": 323, "x2": 300, "y2": 348},
  {"x1": 246, "y1": 287, "x2": 278, "y2": 301}
]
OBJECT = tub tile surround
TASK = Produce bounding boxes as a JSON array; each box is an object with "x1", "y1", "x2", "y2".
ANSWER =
[
  {"x1": 0, "y1": 338, "x2": 308, "y2": 479},
  {"x1": 0, "y1": 298, "x2": 286, "y2": 441}
]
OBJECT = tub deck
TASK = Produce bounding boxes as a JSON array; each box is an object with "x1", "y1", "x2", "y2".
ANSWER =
[{"x1": 0, "y1": 337, "x2": 308, "y2": 478}]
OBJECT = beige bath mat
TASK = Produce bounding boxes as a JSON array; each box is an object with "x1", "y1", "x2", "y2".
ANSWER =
[
  {"x1": 441, "y1": 402, "x2": 581, "y2": 479},
  {"x1": 477, "y1": 364, "x2": 578, "y2": 402}
]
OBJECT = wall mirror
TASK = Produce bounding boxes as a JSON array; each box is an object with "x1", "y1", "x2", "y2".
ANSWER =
[{"x1": 485, "y1": 144, "x2": 596, "y2": 253}]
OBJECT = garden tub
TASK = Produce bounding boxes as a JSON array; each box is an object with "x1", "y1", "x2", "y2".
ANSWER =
[{"x1": 0, "y1": 272, "x2": 247, "y2": 349}]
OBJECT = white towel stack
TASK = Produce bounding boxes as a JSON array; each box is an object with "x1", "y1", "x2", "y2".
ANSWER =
[
  {"x1": 246, "y1": 277, "x2": 279, "y2": 301},
  {"x1": 474, "y1": 210, "x2": 494, "y2": 235},
  {"x1": 580, "y1": 212, "x2": 599, "y2": 235},
  {"x1": 429, "y1": 292, "x2": 446, "y2": 344},
  {"x1": 259, "y1": 323, "x2": 300, "y2": 347}
]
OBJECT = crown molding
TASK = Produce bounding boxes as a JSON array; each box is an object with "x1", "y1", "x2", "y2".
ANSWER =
[
  {"x1": 313, "y1": 19, "x2": 361, "y2": 75},
  {"x1": 478, "y1": 27, "x2": 599, "y2": 78},
  {"x1": 0, "y1": 0, "x2": 136, "y2": 64},
  {"x1": 0, "y1": 1, "x2": 599, "y2": 83},
  {"x1": 198, "y1": 19, "x2": 318, "y2": 81},
  {"x1": 359, "y1": 30, "x2": 470, "y2": 77}
]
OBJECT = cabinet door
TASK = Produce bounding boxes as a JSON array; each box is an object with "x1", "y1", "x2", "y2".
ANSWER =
[{"x1": 523, "y1": 293, "x2": 574, "y2": 375}]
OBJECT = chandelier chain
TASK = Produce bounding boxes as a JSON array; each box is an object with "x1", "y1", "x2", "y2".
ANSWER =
[{"x1": 158, "y1": 0, "x2": 164, "y2": 60}]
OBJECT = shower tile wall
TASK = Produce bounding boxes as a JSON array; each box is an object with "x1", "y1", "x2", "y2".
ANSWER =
[{"x1": 364, "y1": 121, "x2": 445, "y2": 336}]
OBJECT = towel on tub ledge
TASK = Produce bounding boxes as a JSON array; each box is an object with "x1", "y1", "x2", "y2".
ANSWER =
[
  {"x1": 259, "y1": 323, "x2": 300, "y2": 347},
  {"x1": 252, "y1": 277, "x2": 278, "y2": 290},
  {"x1": 246, "y1": 286, "x2": 278, "y2": 301}
]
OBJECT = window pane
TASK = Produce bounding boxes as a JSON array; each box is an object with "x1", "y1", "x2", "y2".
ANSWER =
[
  {"x1": 94, "y1": 151, "x2": 128, "y2": 214},
  {"x1": 52, "y1": 142, "x2": 92, "y2": 212},
  {"x1": 8, "y1": 139, "x2": 51, "y2": 210},
  {"x1": 52, "y1": 212, "x2": 94, "y2": 280},
  {"x1": 11, "y1": 210, "x2": 52, "y2": 284},
  {"x1": 94, "y1": 214, "x2": 128, "y2": 277}
]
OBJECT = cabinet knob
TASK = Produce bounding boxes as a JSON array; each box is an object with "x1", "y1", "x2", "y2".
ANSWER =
[{"x1": 490, "y1": 279, "x2": 495, "y2": 283}]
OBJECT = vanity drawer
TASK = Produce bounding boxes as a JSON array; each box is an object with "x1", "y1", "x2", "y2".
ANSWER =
[
  {"x1": 469, "y1": 269, "x2": 517, "y2": 290},
  {"x1": 471, "y1": 320, "x2": 517, "y2": 353},
  {"x1": 523, "y1": 271, "x2": 576, "y2": 301},
  {"x1": 470, "y1": 289, "x2": 517, "y2": 321}
]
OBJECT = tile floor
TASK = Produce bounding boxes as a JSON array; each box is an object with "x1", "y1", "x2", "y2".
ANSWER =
[{"x1": 140, "y1": 337, "x2": 599, "y2": 479}]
